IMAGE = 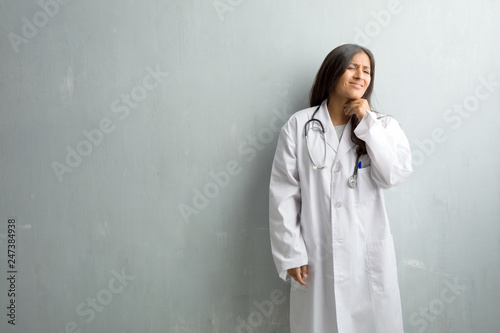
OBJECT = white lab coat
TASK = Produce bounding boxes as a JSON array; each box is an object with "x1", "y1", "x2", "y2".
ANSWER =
[{"x1": 269, "y1": 100, "x2": 412, "y2": 333}]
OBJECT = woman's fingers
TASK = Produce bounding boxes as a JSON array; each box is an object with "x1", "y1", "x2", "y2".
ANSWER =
[
  {"x1": 296, "y1": 273, "x2": 307, "y2": 286},
  {"x1": 344, "y1": 99, "x2": 368, "y2": 119},
  {"x1": 301, "y1": 265, "x2": 308, "y2": 279},
  {"x1": 288, "y1": 266, "x2": 308, "y2": 286},
  {"x1": 288, "y1": 267, "x2": 300, "y2": 280}
]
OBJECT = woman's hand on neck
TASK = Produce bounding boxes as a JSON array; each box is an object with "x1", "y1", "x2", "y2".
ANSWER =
[{"x1": 327, "y1": 95, "x2": 351, "y2": 126}]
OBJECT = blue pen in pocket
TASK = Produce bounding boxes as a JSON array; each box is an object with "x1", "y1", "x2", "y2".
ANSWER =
[{"x1": 358, "y1": 161, "x2": 362, "y2": 169}]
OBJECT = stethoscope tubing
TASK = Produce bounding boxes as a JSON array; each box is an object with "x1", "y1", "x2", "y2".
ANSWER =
[
  {"x1": 304, "y1": 105, "x2": 361, "y2": 187},
  {"x1": 304, "y1": 106, "x2": 327, "y2": 169}
]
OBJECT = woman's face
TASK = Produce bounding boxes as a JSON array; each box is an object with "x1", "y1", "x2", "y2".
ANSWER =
[{"x1": 333, "y1": 51, "x2": 371, "y2": 100}]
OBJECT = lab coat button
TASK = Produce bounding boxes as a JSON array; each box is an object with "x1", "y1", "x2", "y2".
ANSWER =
[
  {"x1": 334, "y1": 202, "x2": 341, "y2": 208},
  {"x1": 334, "y1": 167, "x2": 341, "y2": 174}
]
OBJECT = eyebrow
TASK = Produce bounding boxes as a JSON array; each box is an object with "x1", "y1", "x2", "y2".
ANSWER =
[{"x1": 350, "y1": 62, "x2": 370, "y2": 70}]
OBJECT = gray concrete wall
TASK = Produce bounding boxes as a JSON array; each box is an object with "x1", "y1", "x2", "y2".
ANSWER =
[{"x1": 1, "y1": 0, "x2": 499, "y2": 332}]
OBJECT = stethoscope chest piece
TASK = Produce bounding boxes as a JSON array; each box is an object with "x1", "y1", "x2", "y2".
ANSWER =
[
  {"x1": 348, "y1": 175, "x2": 357, "y2": 188},
  {"x1": 305, "y1": 104, "x2": 363, "y2": 188}
]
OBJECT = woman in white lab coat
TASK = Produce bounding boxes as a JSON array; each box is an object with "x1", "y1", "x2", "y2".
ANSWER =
[{"x1": 269, "y1": 44, "x2": 413, "y2": 332}]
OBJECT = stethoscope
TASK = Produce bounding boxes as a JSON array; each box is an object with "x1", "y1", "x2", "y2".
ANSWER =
[{"x1": 304, "y1": 105, "x2": 362, "y2": 188}]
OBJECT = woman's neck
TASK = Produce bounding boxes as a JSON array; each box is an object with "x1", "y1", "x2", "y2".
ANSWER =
[{"x1": 327, "y1": 95, "x2": 350, "y2": 126}]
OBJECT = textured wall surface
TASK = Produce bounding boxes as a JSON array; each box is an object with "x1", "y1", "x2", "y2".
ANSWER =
[{"x1": 1, "y1": 0, "x2": 499, "y2": 332}]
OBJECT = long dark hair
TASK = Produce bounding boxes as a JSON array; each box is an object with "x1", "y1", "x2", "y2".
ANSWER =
[{"x1": 309, "y1": 44, "x2": 375, "y2": 155}]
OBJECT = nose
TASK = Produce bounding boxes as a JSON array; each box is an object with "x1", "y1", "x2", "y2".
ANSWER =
[{"x1": 353, "y1": 67, "x2": 363, "y2": 79}]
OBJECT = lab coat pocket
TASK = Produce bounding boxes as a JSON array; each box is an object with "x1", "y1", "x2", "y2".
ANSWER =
[
  {"x1": 366, "y1": 237, "x2": 398, "y2": 293},
  {"x1": 355, "y1": 166, "x2": 380, "y2": 203}
]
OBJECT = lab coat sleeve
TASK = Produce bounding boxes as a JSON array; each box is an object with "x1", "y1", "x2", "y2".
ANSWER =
[
  {"x1": 354, "y1": 111, "x2": 413, "y2": 189},
  {"x1": 269, "y1": 123, "x2": 308, "y2": 281}
]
